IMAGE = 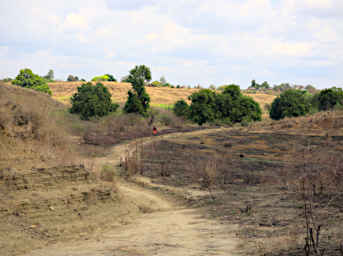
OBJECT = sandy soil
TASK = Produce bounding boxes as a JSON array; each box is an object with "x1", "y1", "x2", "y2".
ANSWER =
[{"x1": 27, "y1": 128, "x2": 240, "y2": 256}]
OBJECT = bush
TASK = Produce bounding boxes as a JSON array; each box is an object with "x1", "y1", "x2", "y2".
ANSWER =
[
  {"x1": 12, "y1": 68, "x2": 52, "y2": 95},
  {"x1": 70, "y1": 82, "x2": 119, "y2": 120},
  {"x1": 317, "y1": 88, "x2": 343, "y2": 111},
  {"x1": 173, "y1": 99, "x2": 189, "y2": 117},
  {"x1": 91, "y1": 74, "x2": 117, "y2": 82},
  {"x1": 187, "y1": 86, "x2": 262, "y2": 125},
  {"x1": 189, "y1": 89, "x2": 217, "y2": 125},
  {"x1": 234, "y1": 96, "x2": 262, "y2": 123},
  {"x1": 67, "y1": 75, "x2": 79, "y2": 81},
  {"x1": 269, "y1": 89, "x2": 311, "y2": 120}
]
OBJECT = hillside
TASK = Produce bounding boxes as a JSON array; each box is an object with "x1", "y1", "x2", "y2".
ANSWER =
[
  {"x1": 0, "y1": 83, "x2": 142, "y2": 256},
  {"x1": 49, "y1": 82, "x2": 276, "y2": 113},
  {"x1": 2, "y1": 82, "x2": 342, "y2": 256}
]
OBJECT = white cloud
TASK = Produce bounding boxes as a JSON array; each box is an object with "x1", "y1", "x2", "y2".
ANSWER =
[
  {"x1": 0, "y1": 0, "x2": 342, "y2": 88},
  {"x1": 0, "y1": 46, "x2": 9, "y2": 57},
  {"x1": 63, "y1": 13, "x2": 88, "y2": 30}
]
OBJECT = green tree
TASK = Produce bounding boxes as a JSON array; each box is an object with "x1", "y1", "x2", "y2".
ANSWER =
[
  {"x1": 187, "y1": 85, "x2": 262, "y2": 125},
  {"x1": 188, "y1": 89, "x2": 217, "y2": 125},
  {"x1": 67, "y1": 75, "x2": 79, "y2": 81},
  {"x1": 160, "y1": 76, "x2": 167, "y2": 85},
  {"x1": 124, "y1": 91, "x2": 145, "y2": 115},
  {"x1": 209, "y1": 84, "x2": 216, "y2": 90},
  {"x1": 270, "y1": 89, "x2": 311, "y2": 120},
  {"x1": 44, "y1": 69, "x2": 54, "y2": 81},
  {"x1": 105, "y1": 74, "x2": 117, "y2": 82},
  {"x1": 305, "y1": 84, "x2": 317, "y2": 94},
  {"x1": 124, "y1": 65, "x2": 151, "y2": 116},
  {"x1": 91, "y1": 74, "x2": 117, "y2": 82},
  {"x1": 261, "y1": 81, "x2": 270, "y2": 89},
  {"x1": 151, "y1": 81, "x2": 161, "y2": 87},
  {"x1": 12, "y1": 68, "x2": 51, "y2": 95},
  {"x1": 216, "y1": 86, "x2": 261, "y2": 123},
  {"x1": 273, "y1": 83, "x2": 291, "y2": 92},
  {"x1": 173, "y1": 99, "x2": 189, "y2": 117},
  {"x1": 233, "y1": 96, "x2": 262, "y2": 122},
  {"x1": 70, "y1": 82, "x2": 119, "y2": 120},
  {"x1": 222, "y1": 84, "x2": 242, "y2": 100},
  {"x1": 317, "y1": 88, "x2": 343, "y2": 111},
  {"x1": 251, "y1": 80, "x2": 258, "y2": 89}
]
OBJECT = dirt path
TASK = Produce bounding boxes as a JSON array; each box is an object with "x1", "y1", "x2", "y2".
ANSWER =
[{"x1": 28, "y1": 128, "x2": 239, "y2": 256}]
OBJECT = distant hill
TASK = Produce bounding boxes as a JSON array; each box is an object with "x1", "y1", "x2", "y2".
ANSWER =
[{"x1": 49, "y1": 82, "x2": 276, "y2": 115}]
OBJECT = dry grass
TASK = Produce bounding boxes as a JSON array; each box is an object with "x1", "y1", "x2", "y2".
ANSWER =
[
  {"x1": 49, "y1": 82, "x2": 276, "y2": 116},
  {"x1": 0, "y1": 83, "x2": 81, "y2": 169},
  {"x1": 49, "y1": 82, "x2": 198, "y2": 106}
]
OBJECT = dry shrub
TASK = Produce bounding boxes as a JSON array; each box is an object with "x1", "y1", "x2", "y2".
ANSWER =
[
  {"x1": 100, "y1": 164, "x2": 116, "y2": 182},
  {"x1": 287, "y1": 139, "x2": 343, "y2": 256},
  {"x1": 153, "y1": 108, "x2": 185, "y2": 128},
  {"x1": 83, "y1": 113, "x2": 151, "y2": 145},
  {"x1": 200, "y1": 157, "x2": 219, "y2": 200},
  {"x1": 121, "y1": 149, "x2": 141, "y2": 177}
]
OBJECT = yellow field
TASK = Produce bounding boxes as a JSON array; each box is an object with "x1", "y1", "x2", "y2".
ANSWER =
[{"x1": 49, "y1": 82, "x2": 276, "y2": 112}]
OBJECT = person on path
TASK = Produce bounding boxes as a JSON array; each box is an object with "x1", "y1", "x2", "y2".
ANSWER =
[{"x1": 153, "y1": 126, "x2": 158, "y2": 136}]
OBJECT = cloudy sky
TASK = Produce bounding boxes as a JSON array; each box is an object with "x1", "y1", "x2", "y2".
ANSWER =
[{"x1": 0, "y1": 0, "x2": 342, "y2": 88}]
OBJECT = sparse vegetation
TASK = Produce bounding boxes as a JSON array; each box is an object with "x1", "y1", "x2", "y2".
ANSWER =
[{"x1": 4, "y1": 64, "x2": 343, "y2": 256}]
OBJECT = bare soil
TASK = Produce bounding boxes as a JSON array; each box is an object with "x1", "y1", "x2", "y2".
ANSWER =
[{"x1": 25, "y1": 128, "x2": 240, "y2": 256}]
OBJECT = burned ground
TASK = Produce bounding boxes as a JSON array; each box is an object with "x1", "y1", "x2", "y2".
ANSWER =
[{"x1": 138, "y1": 128, "x2": 343, "y2": 255}]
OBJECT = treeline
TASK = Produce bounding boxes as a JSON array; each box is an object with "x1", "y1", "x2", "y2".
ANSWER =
[
  {"x1": 247, "y1": 80, "x2": 318, "y2": 94},
  {"x1": 269, "y1": 88, "x2": 343, "y2": 120},
  {"x1": 5, "y1": 67, "x2": 342, "y2": 124}
]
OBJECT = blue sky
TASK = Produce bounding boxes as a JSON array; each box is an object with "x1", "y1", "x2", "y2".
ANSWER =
[{"x1": 0, "y1": 0, "x2": 342, "y2": 88}]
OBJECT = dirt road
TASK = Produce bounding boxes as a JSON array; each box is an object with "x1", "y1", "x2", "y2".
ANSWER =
[{"x1": 28, "y1": 128, "x2": 239, "y2": 256}]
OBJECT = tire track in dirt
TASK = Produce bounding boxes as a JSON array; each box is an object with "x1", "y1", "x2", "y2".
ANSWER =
[{"x1": 28, "y1": 128, "x2": 240, "y2": 256}]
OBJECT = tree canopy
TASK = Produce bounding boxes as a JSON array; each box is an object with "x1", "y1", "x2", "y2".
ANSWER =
[
  {"x1": 91, "y1": 74, "x2": 117, "y2": 82},
  {"x1": 70, "y1": 82, "x2": 118, "y2": 120},
  {"x1": 180, "y1": 86, "x2": 261, "y2": 125},
  {"x1": 124, "y1": 65, "x2": 151, "y2": 116},
  {"x1": 12, "y1": 68, "x2": 52, "y2": 95},
  {"x1": 317, "y1": 88, "x2": 343, "y2": 111},
  {"x1": 269, "y1": 89, "x2": 311, "y2": 120}
]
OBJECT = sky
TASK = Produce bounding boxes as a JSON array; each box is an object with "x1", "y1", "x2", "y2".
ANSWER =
[{"x1": 0, "y1": 0, "x2": 342, "y2": 88}]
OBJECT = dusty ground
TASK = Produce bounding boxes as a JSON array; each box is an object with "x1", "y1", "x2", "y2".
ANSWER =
[{"x1": 25, "y1": 128, "x2": 241, "y2": 256}]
